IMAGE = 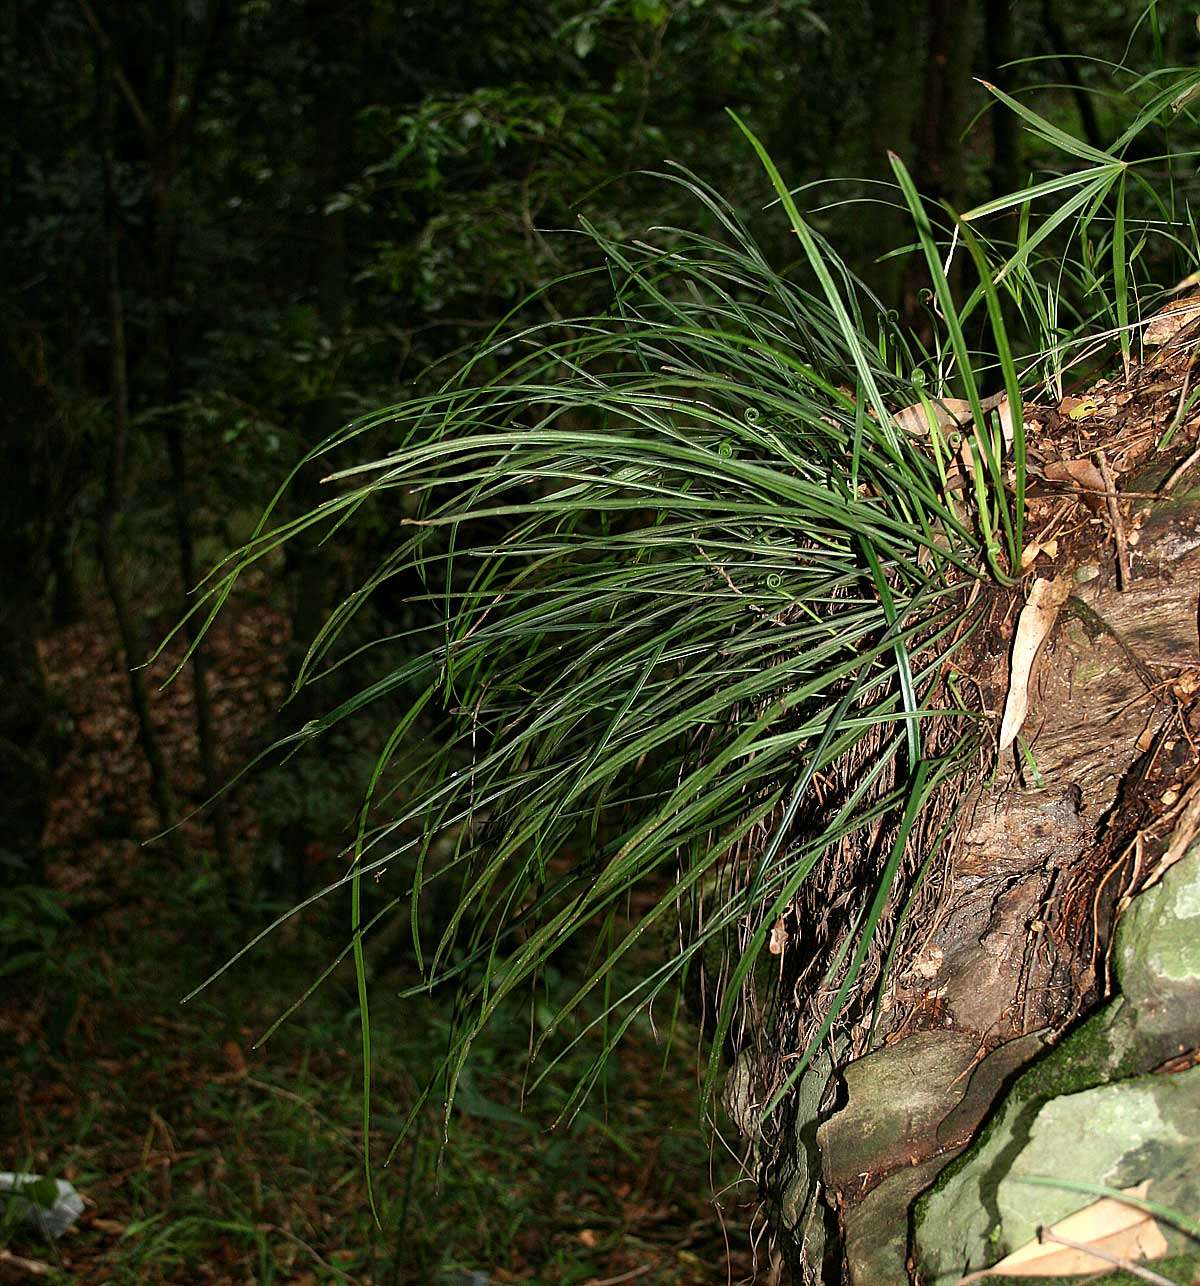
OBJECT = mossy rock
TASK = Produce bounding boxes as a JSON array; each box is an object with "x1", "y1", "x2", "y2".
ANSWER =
[{"x1": 911, "y1": 847, "x2": 1200, "y2": 1284}]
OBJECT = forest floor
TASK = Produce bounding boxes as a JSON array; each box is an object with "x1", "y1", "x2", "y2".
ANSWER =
[{"x1": 1, "y1": 586, "x2": 756, "y2": 1284}]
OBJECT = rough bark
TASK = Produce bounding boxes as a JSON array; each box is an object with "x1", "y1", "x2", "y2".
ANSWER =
[{"x1": 772, "y1": 330, "x2": 1200, "y2": 1281}]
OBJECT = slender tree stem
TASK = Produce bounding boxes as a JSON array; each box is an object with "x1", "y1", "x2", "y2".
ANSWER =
[
  {"x1": 166, "y1": 423, "x2": 238, "y2": 903},
  {"x1": 96, "y1": 52, "x2": 181, "y2": 858}
]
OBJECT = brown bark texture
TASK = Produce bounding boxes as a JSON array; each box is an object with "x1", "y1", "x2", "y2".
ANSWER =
[{"x1": 784, "y1": 312, "x2": 1200, "y2": 1282}]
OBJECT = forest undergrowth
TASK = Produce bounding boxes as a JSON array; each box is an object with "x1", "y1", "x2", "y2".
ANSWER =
[{"x1": 1, "y1": 586, "x2": 752, "y2": 1285}]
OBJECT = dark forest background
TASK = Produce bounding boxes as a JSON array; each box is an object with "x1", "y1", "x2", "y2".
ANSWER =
[{"x1": 1, "y1": 2, "x2": 1192, "y2": 1282}]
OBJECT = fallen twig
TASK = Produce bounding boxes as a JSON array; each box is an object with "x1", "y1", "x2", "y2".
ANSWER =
[
  {"x1": 1038, "y1": 1225, "x2": 1178, "y2": 1286},
  {"x1": 585, "y1": 1266, "x2": 654, "y2": 1286},
  {"x1": 1159, "y1": 441, "x2": 1200, "y2": 495},
  {"x1": 0, "y1": 1249, "x2": 53, "y2": 1277},
  {"x1": 1095, "y1": 450, "x2": 1130, "y2": 589}
]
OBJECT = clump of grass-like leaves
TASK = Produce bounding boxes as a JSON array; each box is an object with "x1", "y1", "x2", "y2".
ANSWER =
[
  {"x1": 166, "y1": 77, "x2": 1200, "y2": 1196},
  {"x1": 179, "y1": 144, "x2": 997, "y2": 1154}
]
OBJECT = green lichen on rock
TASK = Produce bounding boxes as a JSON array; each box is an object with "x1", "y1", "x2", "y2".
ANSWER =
[
  {"x1": 1116, "y1": 850, "x2": 1200, "y2": 1000},
  {"x1": 993, "y1": 1067, "x2": 1200, "y2": 1243}
]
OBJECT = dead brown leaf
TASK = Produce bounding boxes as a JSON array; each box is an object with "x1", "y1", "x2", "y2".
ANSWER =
[
  {"x1": 768, "y1": 916, "x2": 788, "y2": 956},
  {"x1": 1144, "y1": 293, "x2": 1200, "y2": 346},
  {"x1": 893, "y1": 398, "x2": 974, "y2": 436},
  {"x1": 1044, "y1": 459, "x2": 1107, "y2": 512},
  {"x1": 965, "y1": 1182, "x2": 1168, "y2": 1279},
  {"x1": 1044, "y1": 459, "x2": 1105, "y2": 491},
  {"x1": 998, "y1": 576, "x2": 1070, "y2": 754},
  {"x1": 1020, "y1": 537, "x2": 1059, "y2": 570}
]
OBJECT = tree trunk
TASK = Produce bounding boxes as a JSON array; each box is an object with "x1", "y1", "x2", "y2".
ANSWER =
[
  {"x1": 901, "y1": 0, "x2": 977, "y2": 331},
  {"x1": 88, "y1": 0, "x2": 235, "y2": 889},
  {"x1": 1041, "y1": 0, "x2": 1104, "y2": 150},
  {"x1": 150, "y1": 131, "x2": 238, "y2": 900},
  {"x1": 48, "y1": 514, "x2": 84, "y2": 628},
  {"x1": 980, "y1": 0, "x2": 1023, "y2": 392},
  {"x1": 848, "y1": 0, "x2": 929, "y2": 308},
  {"x1": 273, "y1": 0, "x2": 354, "y2": 903},
  {"x1": 165, "y1": 424, "x2": 237, "y2": 902},
  {"x1": 147, "y1": 0, "x2": 237, "y2": 898},
  {"x1": 759, "y1": 338, "x2": 1200, "y2": 1282},
  {"x1": 0, "y1": 349, "x2": 56, "y2": 883},
  {"x1": 912, "y1": 0, "x2": 974, "y2": 208},
  {"x1": 984, "y1": 0, "x2": 1020, "y2": 199},
  {"x1": 96, "y1": 57, "x2": 181, "y2": 859}
]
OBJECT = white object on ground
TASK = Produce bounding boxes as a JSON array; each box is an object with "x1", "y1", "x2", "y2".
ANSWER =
[{"x1": 0, "y1": 1172, "x2": 85, "y2": 1239}]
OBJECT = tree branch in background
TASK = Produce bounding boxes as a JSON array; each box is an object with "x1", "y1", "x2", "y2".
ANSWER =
[
  {"x1": 86, "y1": 0, "x2": 238, "y2": 894},
  {"x1": 147, "y1": 2, "x2": 240, "y2": 906},
  {"x1": 76, "y1": 0, "x2": 154, "y2": 144}
]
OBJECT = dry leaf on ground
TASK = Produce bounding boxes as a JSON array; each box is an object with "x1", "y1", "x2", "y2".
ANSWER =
[
  {"x1": 998, "y1": 576, "x2": 1070, "y2": 754},
  {"x1": 1144, "y1": 293, "x2": 1200, "y2": 346},
  {"x1": 1044, "y1": 459, "x2": 1107, "y2": 513},
  {"x1": 969, "y1": 1182, "x2": 1168, "y2": 1278}
]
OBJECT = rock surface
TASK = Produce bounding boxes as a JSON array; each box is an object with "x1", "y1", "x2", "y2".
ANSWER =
[
  {"x1": 807, "y1": 469, "x2": 1200, "y2": 1283},
  {"x1": 813, "y1": 1030, "x2": 1049, "y2": 1283},
  {"x1": 913, "y1": 845, "x2": 1200, "y2": 1284},
  {"x1": 817, "y1": 1030, "x2": 978, "y2": 1196}
]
